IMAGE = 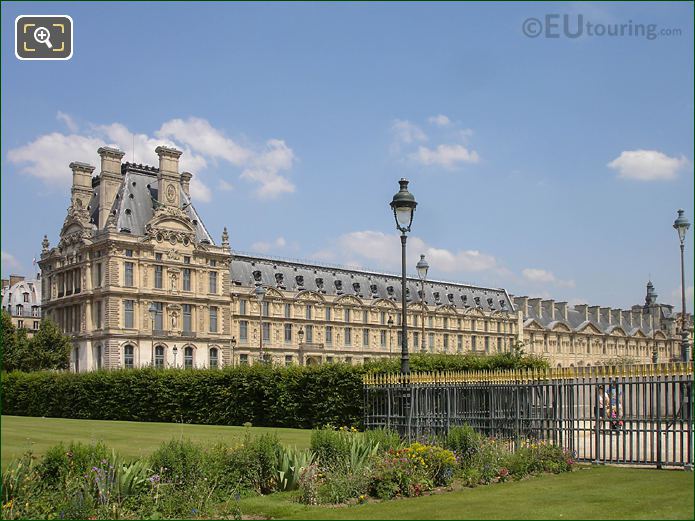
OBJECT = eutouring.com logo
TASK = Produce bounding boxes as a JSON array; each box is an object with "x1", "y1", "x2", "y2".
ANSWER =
[{"x1": 522, "y1": 14, "x2": 682, "y2": 41}]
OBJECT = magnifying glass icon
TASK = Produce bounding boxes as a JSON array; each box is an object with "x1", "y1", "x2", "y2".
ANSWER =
[{"x1": 33, "y1": 26, "x2": 53, "y2": 49}]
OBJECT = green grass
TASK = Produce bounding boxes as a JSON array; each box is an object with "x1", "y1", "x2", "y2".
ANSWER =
[
  {"x1": 233, "y1": 466, "x2": 694, "y2": 520},
  {"x1": 0, "y1": 415, "x2": 311, "y2": 468}
]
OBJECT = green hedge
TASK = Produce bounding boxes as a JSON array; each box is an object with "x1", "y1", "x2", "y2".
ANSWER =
[{"x1": 2, "y1": 354, "x2": 546, "y2": 428}]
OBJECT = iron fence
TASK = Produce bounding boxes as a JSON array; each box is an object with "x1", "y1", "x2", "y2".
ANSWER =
[{"x1": 363, "y1": 363, "x2": 694, "y2": 469}]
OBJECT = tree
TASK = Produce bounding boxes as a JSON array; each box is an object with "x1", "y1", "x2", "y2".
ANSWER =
[
  {"x1": 1, "y1": 310, "x2": 24, "y2": 371},
  {"x1": 26, "y1": 318, "x2": 72, "y2": 371}
]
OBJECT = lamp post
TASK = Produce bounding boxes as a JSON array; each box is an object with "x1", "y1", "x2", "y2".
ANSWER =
[
  {"x1": 416, "y1": 254, "x2": 429, "y2": 354},
  {"x1": 230, "y1": 336, "x2": 237, "y2": 367},
  {"x1": 255, "y1": 285, "x2": 267, "y2": 364},
  {"x1": 172, "y1": 345, "x2": 178, "y2": 368},
  {"x1": 387, "y1": 315, "x2": 394, "y2": 356},
  {"x1": 673, "y1": 209, "x2": 691, "y2": 362},
  {"x1": 148, "y1": 302, "x2": 158, "y2": 367},
  {"x1": 390, "y1": 178, "x2": 417, "y2": 374},
  {"x1": 298, "y1": 326, "x2": 304, "y2": 365}
]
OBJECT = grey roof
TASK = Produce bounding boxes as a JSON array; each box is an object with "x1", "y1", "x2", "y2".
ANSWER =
[
  {"x1": 230, "y1": 252, "x2": 514, "y2": 312},
  {"x1": 1, "y1": 279, "x2": 41, "y2": 311},
  {"x1": 89, "y1": 163, "x2": 213, "y2": 244}
]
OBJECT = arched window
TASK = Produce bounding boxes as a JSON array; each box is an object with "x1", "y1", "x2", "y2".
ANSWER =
[
  {"x1": 124, "y1": 345, "x2": 134, "y2": 369},
  {"x1": 155, "y1": 345, "x2": 165, "y2": 369},
  {"x1": 184, "y1": 346, "x2": 194, "y2": 369},
  {"x1": 209, "y1": 347, "x2": 219, "y2": 369}
]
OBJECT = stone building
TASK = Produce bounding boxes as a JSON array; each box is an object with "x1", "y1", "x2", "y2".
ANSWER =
[
  {"x1": 37, "y1": 146, "x2": 687, "y2": 371},
  {"x1": 1, "y1": 274, "x2": 42, "y2": 335}
]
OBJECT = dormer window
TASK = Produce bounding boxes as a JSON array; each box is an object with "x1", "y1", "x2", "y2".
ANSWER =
[
  {"x1": 295, "y1": 275, "x2": 304, "y2": 287},
  {"x1": 252, "y1": 270, "x2": 262, "y2": 283},
  {"x1": 352, "y1": 282, "x2": 360, "y2": 294},
  {"x1": 386, "y1": 286, "x2": 394, "y2": 297},
  {"x1": 334, "y1": 280, "x2": 343, "y2": 294},
  {"x1": 433, "y1": 291, "x2": 440, "y2": 302},
  {"x1": 370, "y1": 284, "x2": 378, "y2": 295},
  {"x1": 474, "y1": 296, "x2": 481, "y2": 307},
  {"x1": 316, "y1": 277, "x2": 325, "y2": 292},
  {"x1": 275, "y1": 273, "x2": 284, "y2": 287},
  {"x1": 448, "y1": 293, "x2": 454, "y2": 303},
  {"x1": 500, "y1": 299, "x2": 507, "y2": 308}
]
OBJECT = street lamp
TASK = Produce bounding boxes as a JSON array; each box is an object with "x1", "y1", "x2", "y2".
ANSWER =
[
  {"x1": 230, "y1": 336, "x2": 237, "y2": 367},
  {"x1": 387, "y1": 315, "x2": 394, "y2": 356},
  {"x1": 298, "y1": 326, "x2": 304, "y2": 365},
  {"x1": 172, "y1": 345, "x2": 178, "y2": 368},
  {"x1": 255, "y1": 285, "x2": 267, "y2": 364},
  {"x1": 673, "y1": 209, "x2": 691, "y2": 362},
  {"x1": 148, "y1": 302, "x2": 158, "y2": 367},
  {"x1": 416, "y1": 254, "x2": 429, "y2": 354},
  {"x1": 390, "y1": 178, "x2": 417, "y2": 374}
]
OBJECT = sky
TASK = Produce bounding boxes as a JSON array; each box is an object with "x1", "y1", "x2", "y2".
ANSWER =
[{"x1": 1, "y1": 1, "x2": 693, "y2": 311}]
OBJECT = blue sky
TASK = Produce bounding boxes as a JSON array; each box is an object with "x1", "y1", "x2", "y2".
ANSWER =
[{"x1": 2, "y1": 1, "x2": 693, "y2": 310}]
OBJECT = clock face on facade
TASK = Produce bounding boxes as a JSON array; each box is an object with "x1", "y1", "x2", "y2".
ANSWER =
[{"x1": 166, "y1": 184, "x2": 177, "y2": 203}]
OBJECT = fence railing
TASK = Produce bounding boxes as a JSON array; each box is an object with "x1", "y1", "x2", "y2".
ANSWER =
[{"x1": 363, "y1": 363, "x2": 694, "y2": 469}]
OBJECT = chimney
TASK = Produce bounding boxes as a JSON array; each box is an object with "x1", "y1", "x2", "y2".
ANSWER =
[
  {"x1": 180, "y1": 171, "x2": 192, "y2": 198},
  {"x1": 621, "y1": 310, "x2": 632, "y2": 330},
  {"x1": 69, "y1": 161, "x2": 96, "y2": 210},
  {"x1": 600, "y1": 307, "x2": 611, "y2": 325},
  {"x1": 156, "y1": 146, "x2": 183, "y2": 208},
  {"x1": 555, "y1": 302, "x2": 568, "y2": 321},
  {"x1": 513, "y1": 296, "x2": 528, "y2": 316},
  {"x1": 1, "y1": 278, "x2": 8, "y2": 290},
  {"x1": 611, "y1": 309, "x2": 622, "y2": 327},
  {"x1": 97, "y1": 147, "x2": 125, "y2": 229},
  {"x1": 575, "y1": 304, "x2": 589, "y2": 322},
  {"x1": 631, "y1": 310, "x2": 642, "y2": 329},
  {"x1": 528, "y1": 298, "x2": 542, "y2": 319},
  {"x1": 542, "y1": 299, "x2": 555, "y2": 320},
  {"x1": 588, "y1": 305, "x2": 600, "y2": 323},
  {"x1": 9, "y1": 274, "x2": 25, "y2": 287}
]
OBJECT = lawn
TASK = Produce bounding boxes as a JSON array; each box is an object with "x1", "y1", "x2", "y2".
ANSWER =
[
  {"x1": 0, "y1": 415, "x2": 311, "y2": 468},
  {"x1": 234, "y1": 466, "x2": 694, "y2": 520}
]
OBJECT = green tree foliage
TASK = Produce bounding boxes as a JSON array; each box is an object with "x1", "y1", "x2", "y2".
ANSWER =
[{"x1": 1, "y1": 314, "x2": 71, "y2": 372}]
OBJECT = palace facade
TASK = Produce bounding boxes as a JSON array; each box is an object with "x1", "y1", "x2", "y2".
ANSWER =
[{"x1": 37, "y1": 146, "x2": 689, "y2": 372}]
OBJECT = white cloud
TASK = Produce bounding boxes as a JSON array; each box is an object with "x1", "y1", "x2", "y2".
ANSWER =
[
  {"x1": 391, "y1": 119, "x2": 427, "y2": 145},
  {"x1": 522, "y1": 268, "x2": 576, "y2": 289},
  {"x1": 428, "y1": 114, "x2": 451, "y2": 127},
  {"x1": 1, "y1": 251, "x2": 23, "y2": 276},
  {"x1": 412, "y1": 144, "x2": 480, "y2": 168},
  {"x1": 218, "y1": 179, "x2": 234, "y2": 191},
  {"x1": 607, "y1": 150, "x2": 689, "y2": 181},
  {"x1": 56, "y1": 111, "x2": 78, "y2": 132},
  {"x1": 7, "y1": 116, "x2": 297, "y2": 201},
  {"x1": 251, "y1": 237, "x2": 287, "y2": 254}
]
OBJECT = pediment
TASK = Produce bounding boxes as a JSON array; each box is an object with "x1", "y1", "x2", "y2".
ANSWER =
[
  {"x1": 295, "y1": 290, "x2": 325, "y2": 303},
  {"x1": 550, "y1": 321, "x2": 572, "y2": 333},
  {"x1": 335, "y1": 295, "x2": 363, "y2": 307},
  {"x1": 578, "y1": 322, "x2": 603, "y2": 335},
  {"x1": 435, "y1": 304, "x2": 457, "y2": 315},
  {"x1": 464, "y1": 307, "x2": 486, "y2": 317},
  {"x1": 608, "y1": 326, "x2": 627, "y2": 336},
  {"x1": 524, "y1": 318, "x2": 545, "y2": 330},
  {"x1": 372, "y1": 298, "x2": 398, "y2": 309}
]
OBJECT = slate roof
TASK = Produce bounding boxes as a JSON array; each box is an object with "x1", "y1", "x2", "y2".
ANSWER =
[{"x1": 230, "y1": 252, "x2": 514, "y2": 312}]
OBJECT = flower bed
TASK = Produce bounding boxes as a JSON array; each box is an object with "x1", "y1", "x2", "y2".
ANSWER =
[{"x1": 1, "y1": 425, "x2": 575, "y2": 519}]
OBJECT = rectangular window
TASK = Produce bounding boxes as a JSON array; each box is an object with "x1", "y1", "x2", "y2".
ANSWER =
[
  {"x1": 497, "y1": 321, "x2": 502, "y2": 333},
  {"x1": 326, "y1": 356, "x2": 334, "y2": 364},
  {"x1": 209, "y1": 271, "x2": 218, "y2": 294},
  {"x1": 124, "y1": 300, "x2": 134, "y2": 328},
  {"x1": 95, "y1": 301, "x2": 102, "y2": 329},
  {"x1": 124, "y1": 262, "x2": 134, "y2": 287},
  {"x1": 17, "y1": 320, "x2": 24, "y2": 329},
  {"x1": 240, "y1": 320, "x2": 248, "y2": 341},
  {"x1": 154, "y1": 265, "x2": 163, "y2": 289},
  {"x1": 344, "y1": 308, "x2": 351, "y2": 322},
  {"x1": 305, "y1": 325, "x2": 313, "y2": 343},
  {"x1": 305, "y1": 305, "x2": 312, "y2": 320},
  {"x1": 397, "y1": 313, "x2": 402, "y2": 326},
  {"x1": 363, "y1": 310, "x2": 368, "y2": 324},
  {"x1": 458, "y1": 335, "x2": 463, "y2": 352},
  {"x1": 183, "y1": 268, "x2": 191, "y2": 291},
  {"x1": 125, "y1": 249, "x2": 133, "y2": 257},
  {"x1": 485, "y1": 336, "x2": 490, "y2": 353},
  {"x1": 33, "y1": 321, "x2": 39, "y2": 330},
  {"x1": 209, "y1": 348, "x2": 219, "y2": 369},
  {"x1": 380, "y1": 312, "x2": 386, "y2": 325},
  {"x1": 183, "y1": 256, "x2": 190, "y2": 264},
  {"x1": 443, "y1": 333, "x2": 449, "y2": 351},
  {"x1": 184, "y1": 347, "x2": 193, "y2": 369},
  {"x1": 345, "y1": 356, "x2": 352, "y2": 365},
  {"x1": 262, "y1": 301, "x2": 269, "y2": 317},
  {"x1": 471, "y1": 319, "x2": 476, "y2": 331},
  {"x1": 209, "y1": 306, "x2": 218, "y2": 333},
  {"x1": 345, "y1": 327, "x2": 352, "y2": 346},
  {"x1": 239, "y1": 299, "x2": 247, "y2": 315},
  {"x1": 284, "y1": 303, "x2": 291, "y2": 318},
  {"x1": 380, "y1": 330, "x2": 387, "y2": 348},
  {"x1": 472, "y1": 335, "x2": 477, "y2": 350},
  {"x1": 155, "y1": 253, "x2": 162, "y2": 261},
  {"x1": 443, "y1": 317, "x2": 448, "y2": 329},
  {"x1": 183, "y1": 304, "x2": 192, "y2": 333},
  {"x1": 209, "y1": 259, "x2": 217, "y2": 267},
  {"x1": 124, "y1": 346, "x2": 134, "y2": 369},
  {"x1": 152, "y1": 302, "x2": 163, "y2": 330},
  {"x1": 428, "y1": 333, "x2": 435, "y2": 350},
  {"x1": 458, "y1": 318, "x2": 462, "y2": 330},
  {"x1": 497, "y1": 336, "x2": 502, "y2": 352},
  {"x1": 240, "y1": 354, "x2": 249, "y2": 365},
  {"x1": 413, "y1": 315, "x2": 418, "y2": 327},
  {"x1": 363, "y1": 329, "x2": 369, "y2": 347},
  {"x1": 397, "y1": 331, "x2": 402, "y2": 347},
  {"x1": 325, "y1": 306, "x2": 332, "y2": 321},
  {"x1": 95, "y1": 263, "x2": 103, "y2": 287},
  {"x1": 325, "y1": 326, "x2": 333, "y2": 345},
  {"x1": 285, "y1": 355, "x2": 293, "y2": 367},
  {"x1": 262, "y1": 322, "x2": 270, "y2": 342},
  {"x1": 284, "y1": 323, "x2": 292, "y2": 343}
]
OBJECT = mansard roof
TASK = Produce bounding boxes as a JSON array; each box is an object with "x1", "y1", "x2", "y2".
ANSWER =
[
  {"x1": 229, "y1": 252, "x2": 514, "y2": 312},
  {"x1": 88, "y1": 163, "x2": 214, "y2": 244}
]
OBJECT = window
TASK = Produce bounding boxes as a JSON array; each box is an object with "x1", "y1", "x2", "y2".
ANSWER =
[
  {"x1": 32, "y1": 306, "x2": 39, "y2": 317},
  {"x1": 344, "y1": 308, "x2": 351, "y2": 322},
  {"x1": 155, "y1": 346, "x2": 165, "y2": 369},
  {"x1": 380, "y1": 312, "x2": 386, "y2": 325},
  {"x1": 240, "y1": 299, "x2": 247, "y2": 315},
  {"x1": 325, "y1": 306, "x2": 332, "y2": 321},
  {"x1": 124, "y1": 262, "x2": 134, "y2": 287},
  {"x1": 305, "y1": 305, "x2": 312, "y2": 320},
  {"x1": 262, "y1": 301, "x2": 269, "y2": 317},
  {"x1": 380, "y1": 330, "x2": 387, "y2": 348},
  {"x1": 184, "y1": 347, "x2": 194, "y2": 369},
  {"x1": 363, "y1": 310, "x2": 368, "y2": 324},
  {"x1": 95, "y1": 301, "x2": 102, "y2": 329},
  {"x1": 95, "y1": 263, "x2": 103, "y2": 287},
  {"x1": 124, "y1": 345, "x2": 134, "y2": 369},
  {"x1": 152, "y1": 302, "x2": 163, "y2": 330},
  {"x1": 95, "y1": 345, "x2": 102, "y2": 370},
  {"x1": 458, "y1": 318, "x2": 462, "y2": 330},
  {"x1": 17, "y1": 319, "x2": 24, "y2": 329},
  {"x1": 397, "y1": 331, "x2": 402, "y2": 347},
  {"x1": 33, "y1": 321, "x2": 39, "y2": 330},
  {"x1": 472, "y1": 335, "x2": 477, "y2": 350},
  {"x1": 413, "y1": 331, "x2": 419, "y2": 350},
  {"x1": 428, "y1": 316, "x2": 434, "y2": 328},
  {"x1": 15, "y1": 304, "x2": 23, "y2": 316},
  {"x1": 497, "y1": 321, "x2": 502, "y2": 333},
  {"x1": 124, "y1": 300, "x2": 134, "y2": 328},
  {"x1": 413, "y1": 315, "x2": 418, "y2": 327},
  {"x1": 285, "y1": 355, "x2": 293, "y2": 367},
  {"x1": 345, "y1": 327, "x2": 352, "y2": 346},
  {"x1": 209, "y1": 307, "x2": 218, "y2": 332},
  {"x1": 497, "y1": 337, "x2": 502, "y2": 352},
  {"x1": 209, "y1": 271, "x2": 218, "y2": 294},
  {"x1": 74, "y1": 346, "x2": 79, "y2": 372},
  {"x1": 443, "y1": 317, "x2": 448, "y2": 329},
  {"x1": 239, "y1": 321, "x2": 248, "y2": 341},
  {"x1": 485, "y1": 336, "x2": 490, "y2": 353},
  {"x1": 345, "y1": 356, "x2": 352, "y2": 365},
  {"x1": 326, "y1": 356, "x2": 334, "y2": 364},
  {"x1": 240, "y1": 354, "x2": 249, "y2": 365},
  {"x1": 125, "y1": 249, "x2": 133, "y2": 257},
  {"x1": 183, "y1": 304, "x2": 192, "y2": 333},
  {"x1": 484, "y1": 321, "x2": 489, "y2": 332},
  {"x1": 471, "y1": 319, "x2": 476, "y2": 331},
  {"x1": 262, "y1": 322, "x2": 270, "y2": 342},
  {"x1": 209, "y1": 348, "x2": 219, "y2": 369},
  {"x1": 284, "y1": 323, "x2": 292, "y2": 343},
  {"x1": 23, "y1": 292, "x2": 29, "y2": 303},
  {"x1": 305, "y1": 325, "x2": 313, "y2": 343},
  {"x1": 458, "y1": 335, "x2": 463, "y2": 352},
  {"x1": 284, "y1": 303, "x2": 291, "y2": 318},
  {"x1": 155, "y1": 253, "x2": 163, "y2": 261},
  {"x1": 325, "y1": 326, "x2": 333, "y2": 345},
  {"x1": 363, "y1": 329, "x2": 369, "y2": 347},
  {"x1": 443, "y1": 334, "x2": 449, "y2": 351},
  {"x1": 183, "y1": 268, "x2": 191, "y2": 291},
  {"x1": 154, "y1": 265, "x2": 163, "y2": 289},
  {"x1": 209, "y1": 259, "x2": 217, "y2": 267},
  {"x1": 183, "y1": 256, "x2": 190, "y2": 264},
  {"x1": 428, "y1": 333, "x2": 435, "y2": 350}
]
